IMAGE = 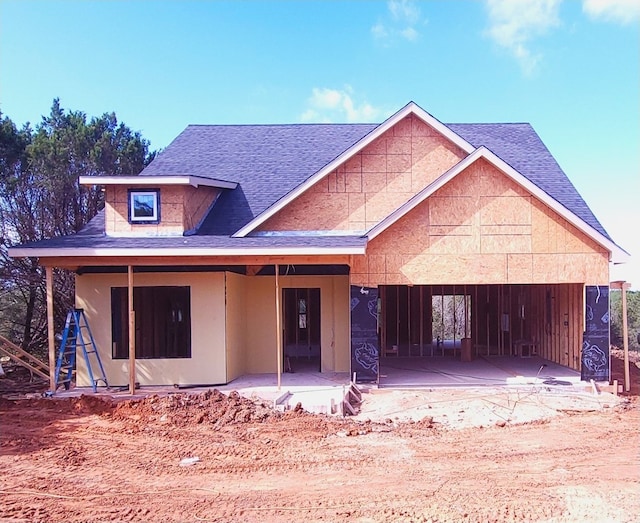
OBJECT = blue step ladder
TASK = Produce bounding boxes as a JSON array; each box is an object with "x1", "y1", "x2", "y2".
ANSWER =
[{"x1": 54, "y1": 309, "x2": 108, "y2": 393}]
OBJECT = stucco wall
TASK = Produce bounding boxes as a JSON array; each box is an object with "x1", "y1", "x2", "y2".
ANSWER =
[
  {"x1": 234, "y1": 274, "x2": 351, "y2": 374},
  {"x1": 224, "y1": 272, "x2": 247, "y2": 381},
  {"x1": 75, "y1": 271, "x2": 227, "y2": 387},
  {"x1": 259, "y1": 114, "x2": 465, "y2": 233},
  {"x1": 350, "y1": 159, "x2": 609, "y2": 286}
]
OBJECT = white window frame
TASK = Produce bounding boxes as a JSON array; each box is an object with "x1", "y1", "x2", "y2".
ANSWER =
[{"x1": 128, "y1": 189, "x2": 160, "y2": 224}]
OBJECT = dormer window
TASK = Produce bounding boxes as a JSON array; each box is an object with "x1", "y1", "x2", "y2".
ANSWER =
[{"x1": 128, "y1": 189, "x2": 160, "y2": 224}]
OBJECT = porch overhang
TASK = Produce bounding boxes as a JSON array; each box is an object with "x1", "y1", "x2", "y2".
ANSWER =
[{"x1": 79, "y1": 174, "x2": 238, "y2": 190}]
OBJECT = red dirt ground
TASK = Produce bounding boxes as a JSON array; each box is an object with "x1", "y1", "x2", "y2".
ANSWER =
[{"x1": 1, "y1": 351, "x2": 639, "y2": 523}]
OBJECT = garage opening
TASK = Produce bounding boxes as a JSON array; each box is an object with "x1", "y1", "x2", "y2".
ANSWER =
[
  {"x1": 376, "y1": 283, "x2": 587, "y2": 386},
  {"x1": 283, "y1": 288, "x2": 321, "y2": 372},
  {"x1": 378, "y1": 284, "x2": 583, "y2": 362}
]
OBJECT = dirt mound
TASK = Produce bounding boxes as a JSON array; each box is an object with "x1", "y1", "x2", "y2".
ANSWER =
[
  {"x1": 0, "y1": 393, "x2": 115, "y2": 415},
  {"x1": 111, "y1": 389, "x2": 284, "y2": 428}
]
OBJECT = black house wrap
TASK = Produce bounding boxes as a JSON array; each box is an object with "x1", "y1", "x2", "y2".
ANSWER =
[
  {"x1": 350, "y1": 285, "x2": 379, "y2": 384},
  {"x1": 581, "y1": 285, "x2": 610, "y2": 382}
]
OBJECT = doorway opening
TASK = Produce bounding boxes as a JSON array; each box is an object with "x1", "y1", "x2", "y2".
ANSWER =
[
  {"x1": 283, "y1": 288, "x2": 321, "y2": 372},
  {"x1": 380, "y1": 285, "x2": 472, "y2": 358}
]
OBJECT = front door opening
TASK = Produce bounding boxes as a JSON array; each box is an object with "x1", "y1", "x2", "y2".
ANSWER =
[{"x1": 283, "y1": 288, "x2": 321, "y2": 372}]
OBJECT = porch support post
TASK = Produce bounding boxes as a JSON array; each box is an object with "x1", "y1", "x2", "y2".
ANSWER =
[
  {"x1": 128, "y1": 265, "x2": 136, "y2": 395},
  {"x1": 622, "y1": 284, "x2": 630, "y2": 392},
  {"x1": 611, "y1": 281, "x2": 631, "y2": 392},
  {"x1": 45, "y1": 266, "x2": 56, "y2": 391},
  {"x1": 275, "y1": 264, "x2": 282, "y2": 390}
]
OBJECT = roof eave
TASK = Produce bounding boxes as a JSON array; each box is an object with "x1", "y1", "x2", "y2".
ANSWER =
[
  {"x1": 7, "y1": 245, "x2": 367, "y2": 259},
  {"x1": 78, "y1": 175, "x2": 237, "y2": 190}
]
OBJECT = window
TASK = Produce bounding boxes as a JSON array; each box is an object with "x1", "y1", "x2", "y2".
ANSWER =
[
  {"x1": 128, "y1": 189, "x2": 160, "y2": 223},
  {"x1": 111, "y1": 286, "x2": 191, "y2": 359}
]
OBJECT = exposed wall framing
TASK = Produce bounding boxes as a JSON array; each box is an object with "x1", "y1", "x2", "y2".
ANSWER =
[{"x1": 378, "y1": 283, "x2": 584, "y2": 372}]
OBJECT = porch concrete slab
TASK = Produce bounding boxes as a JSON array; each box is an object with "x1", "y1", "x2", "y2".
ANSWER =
[
  {"x1": 50, "y1": 372, "x2": 353, "y2": 415},
  {"x1": 219, "y1": 372, "x2": 352, "y2": 414}
]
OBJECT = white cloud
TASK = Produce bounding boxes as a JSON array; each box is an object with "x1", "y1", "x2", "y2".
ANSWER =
[
  {"x1": 300, "y1": 88, "x2": 383, "y2": 123},
  {"x1": 389, "y1": 0, "x2": 421, "y2": 24},
  {"x1": 583, "y1": 0, "x2": 640, "y2": 24},
  {"x1": 372, "y1": 0, "x2": 426, "y2": 45},
  {"x1": 484, "y1": 0, "x2": 561, "y2": 75}
]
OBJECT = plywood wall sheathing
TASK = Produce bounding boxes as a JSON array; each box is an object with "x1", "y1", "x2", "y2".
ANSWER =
[
  {"x1": 183, "y1": 186, "x2": 220, "y2": 232},
  {"x1": 105, "y1": 185, "x2": 219, "y2": 237},
  {"x1": 354, "y1": 158, "x2": 609, "y2": 286},
  {"x1": 259, "y1": 114, "x2": 466, "y2": 233}
]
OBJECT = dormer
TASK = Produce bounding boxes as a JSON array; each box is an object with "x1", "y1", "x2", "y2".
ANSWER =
[{"x1": 79, "y1": 175, "x2": 237, "y2": 236}]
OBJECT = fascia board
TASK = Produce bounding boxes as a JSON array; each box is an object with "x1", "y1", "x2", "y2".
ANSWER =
[
  {"x1": 233, "y1": 101, "x2": 476, "y2": 238},
  {"x1": 78, "y1": 175, "x2": 237, "y2": 190},
  {"x1": 7, "y1": 245, "x2": 367, "y2": 259},
  {"x1": 478, "y1": 147, "x2": 630, "y2": 263},
  {"x1": 407, "y1": 102, "x2": 476, "y2": 155},
  {"x1": 366, "y1": 146, "x2": 630, "y2": 264}
]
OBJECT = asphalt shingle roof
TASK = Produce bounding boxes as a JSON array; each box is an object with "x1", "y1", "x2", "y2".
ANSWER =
[
  {"x1": 143, "y1": 124, "x2": 378, "y2": 235},
  {"x1": 12, "y1": 113, "x2": 613, "y2": 252},
  {"x1": 13, "y1": 212, "x2": 368, "y2": 250},
  {"x1": 141, "y1": 120, "x2": 609, "y2": 240}
]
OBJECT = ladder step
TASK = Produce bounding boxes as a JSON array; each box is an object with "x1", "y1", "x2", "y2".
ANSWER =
[{"x1": 54, "y1": 309, "x2": 109, "y2": 392}]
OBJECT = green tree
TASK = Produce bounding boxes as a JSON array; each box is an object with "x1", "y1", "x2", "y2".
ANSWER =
[
  {"x1": 0, "y1": 100, "x2": 154, "y2": 354},
  {"x1": 610, "y1": 290, "x2": 640, "y2": 352}
]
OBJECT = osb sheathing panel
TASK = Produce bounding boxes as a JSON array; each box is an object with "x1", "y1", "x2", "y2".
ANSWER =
[
  {"x1": 183, "y1": 186, "x2": 219, "y2": 231},
  {"x1": 353, "y1": 160, "x2": 609, "y2": 286},
  {"x1": 258, "y1": 114, "x2": 466, "y2": 232},
  {"x1": 105, "y1": 186, "x2": 185, "y2": 236}
]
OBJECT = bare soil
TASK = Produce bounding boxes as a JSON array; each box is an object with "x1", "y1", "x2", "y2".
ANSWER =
[{"x1": 1, "y1": 351, "x2": 639, "y2": 523}]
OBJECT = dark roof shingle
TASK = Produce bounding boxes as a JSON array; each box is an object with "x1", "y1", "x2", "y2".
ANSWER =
[
  {"x1": 143, "y1": 124, "x2": 377, "y2": 235},
  {"x1": 143, "y1": 120, "x2": 608, "y2": 239},
  {"x1": 13, "y1": 112, "x2": 614, "y2": 253}
]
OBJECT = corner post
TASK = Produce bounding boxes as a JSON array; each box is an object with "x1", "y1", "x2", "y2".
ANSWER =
[
  {"x1": 275, "y1": 264, "x2": 282, "y2": 390},
  {"x1": 128, "y1": 265, "x2": 136, "y2": 395},
  {"x1": 621, "y1": 283, "x2": 630, "y2": 392},
  {"x1": 45, "y1": 266, "x2": 55, "y2": 391}
]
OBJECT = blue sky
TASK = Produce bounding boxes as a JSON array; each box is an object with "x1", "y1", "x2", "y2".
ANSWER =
[{"x1": 1, "y1": 0, "x2": 638, "y2": 287}]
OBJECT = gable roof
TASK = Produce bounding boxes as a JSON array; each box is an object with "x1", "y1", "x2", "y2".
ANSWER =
[
  {"x1": 449, "y1": 123, "x2": 608, "y2": 241},
  {"x1": 143, "y1": 123, "x2": 378, "y2": 235},
  {"x1": 366, "y1": 147, "x2": 628, "y2": 263},
  {"x1": 139, "y1": 103, "x2": 611, "y2": 246},
  {"x1": 232, "y1": 102, "x2": 476, "y2": 237},
  {"x1": 8, "y1": 102, "x2": 626, "y2": 264}
]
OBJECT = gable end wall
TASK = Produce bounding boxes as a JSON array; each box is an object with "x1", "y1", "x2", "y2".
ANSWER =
[
  {"x1": 350, "y1": 159, "x2": 609, "y2": 286},
  {"x1": 105, "y1": 185, "x2": 220, "y2": 236},
  {"x1": 258, "y1": 115, "x2": 466, "y2": 233}
]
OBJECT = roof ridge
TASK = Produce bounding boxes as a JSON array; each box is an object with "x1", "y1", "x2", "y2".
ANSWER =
[{"x1": 185, "y1": 122, "x2": 379, "y2": 128}]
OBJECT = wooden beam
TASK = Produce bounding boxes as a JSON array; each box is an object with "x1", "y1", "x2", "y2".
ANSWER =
[
  {"x1": 128, "y1": 265, "x2": 136, "y2": 395},
  {"x1": 621, "y1": 283, "x2": 630, "y2": 392},
  {"x1": 275, "y1": 264, "x2": 282, "y2": 391},
  {"x1": 610, "y1": 281, "x2": 631, "y2": 392},
  {"x1": 42, "y1": 254, "x2": 352, "y2": 270},
  {"x1": 45, "y1": 266, "x2": 56, "y2": 390}
]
